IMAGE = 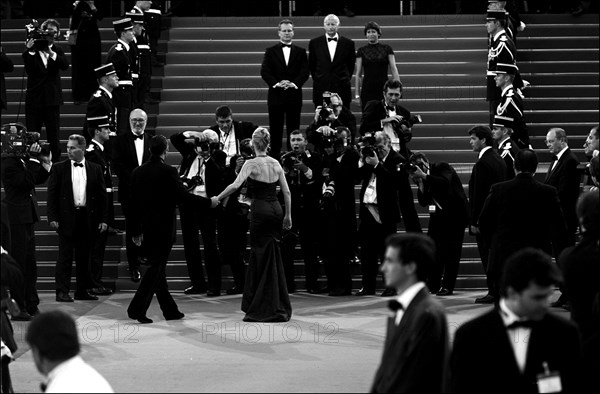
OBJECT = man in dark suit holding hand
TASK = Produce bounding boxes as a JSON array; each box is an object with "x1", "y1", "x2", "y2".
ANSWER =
[
  {"x1": 47, "y1": 134, "x2": 107, "y2": 302},
  {"x1": 308, "y1": 14, "x2": 355, "y2": 109},
  {"x1": 371, "y1": 233, "x2": 449, "y2": 393},
  {"x1": 260, "y1": 19, "x2": 309, "y2": 158},
  {"x1": 127, "y1": 135, "x2": 218, "y2": 324}
]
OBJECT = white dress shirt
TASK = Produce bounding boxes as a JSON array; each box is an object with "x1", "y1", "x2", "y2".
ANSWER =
[
  {"x1": 220, "y1": 126, "x2": 237, "y2": 166},
  {"x1": 133, "y1": 133, "x2": 144, "y2": 166},
  {"x1": 71, "y1": 159, "x2": 87, "y2": 208},
  {"x1": 499, "y1": 298, "x2": 532, "y2": 373},
  {"x1": 188, "y1": 156, "x2": 208, "y2": 198},
  {"x1": 326, "y1": 34, "x2": 339, "y2": 61},
  {"x1": 44, "y1": 356, "x2": 114, "y2": 393},
  {"x1": 394, "y1": 282, "x2": 426, "y2": 325},
  {"x1": 478, "y1": 146, "x2": 492, "y2": 159},
  {"x1": 281, "y1": 42, "x2": 291, "y2": 65},
  {"x1": 551, "y1": 145, "x2": 569, "y2": 172}
]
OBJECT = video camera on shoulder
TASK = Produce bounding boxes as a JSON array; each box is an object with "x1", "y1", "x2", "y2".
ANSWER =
[
  {"x1": 25, "y1": 19, "x2": 53, "y2": 51},
  {"x1": 357, "y1": 133, "x2": 377, "y2": 157},
  {"x1": 1, "y1": 123, "x2": 50, "y2": 159}
]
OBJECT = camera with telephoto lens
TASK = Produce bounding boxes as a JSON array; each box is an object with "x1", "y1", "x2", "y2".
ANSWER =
[
  {"x1": 357, "y1": 133, "x2": 377, "y2": 157},
  {"x1": 318, "y1": 91, "x2": 336, "y2": 123},
  {"x1": 181, "y1": 174, "x2": 204, "y2": 192},
  {"x1": 194, "y1": 137, "x2": 221, "y2": 154},
  {"x1": 25, "y1": 19, "x2": 53, "y2": 51},
  {"x1": 397, "y1": 153, "x2": 424, "y2": 173},
  {"x1": 1, "y1": 123, "x2": 50, "y2": 159}
]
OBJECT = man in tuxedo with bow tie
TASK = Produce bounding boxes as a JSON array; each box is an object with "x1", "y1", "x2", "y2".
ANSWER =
[
  {"x1": 308, "y1": 14, "x2": 356, "y2": 109},
  {"x1": 450, "y1": 248, "x2": 583, "y2": 393},
  {"x1": 47, "y1": 134, "x2": 107, "y2": 302},
  {"x1": 260, "y1": 19, "x2": 309, "y2": 158},
  {"x1": 112, "y1": 108, "x2": 151, "y2": 282},
  {"x1": 371, "y1": 233, "x2": 449, "y2": 393}
]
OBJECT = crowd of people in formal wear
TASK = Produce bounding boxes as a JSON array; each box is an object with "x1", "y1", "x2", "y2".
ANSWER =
[{"x1": 1, "y1": 1, "x2": 599, "y2": 392}]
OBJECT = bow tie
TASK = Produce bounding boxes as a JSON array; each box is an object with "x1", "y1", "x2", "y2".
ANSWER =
[
  {"x1": 133, "y1": 134, "x2": 144, "y2": 140},
  {"x1": 551, "y1": 155, "x2": 558, "y2": 161},
  {"x1": 388, "y1": 300, "x2": 404, "y2": 312},
  {"x1": 281, "y1": 43, "x2": 291, "y2": 48},
  {"x1": 327, "y1": 37, "x2": 338, "y2": 42},
  {"x1": 507, "y1": 320, "x2": 535, "y2": 330},
  {"x1": 73, "y1": 162, "x2": 84, "y2": 167},
  {"x1": 386, "y1": 105, "x2": 396, "y2": 111}
]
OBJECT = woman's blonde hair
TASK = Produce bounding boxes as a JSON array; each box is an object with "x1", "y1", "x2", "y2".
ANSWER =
[{"x1": 252, "y1": 127, "x2": 270, "y2": 152}]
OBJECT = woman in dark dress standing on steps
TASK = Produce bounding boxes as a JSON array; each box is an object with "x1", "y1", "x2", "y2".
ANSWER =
[
  {"x1": 354, "y1": 21, "x2": 400, "y2": 112},
  {"x1": 214, "y1": 128, "x2": 293, "y2": 322},
  {"x1": 69, "y1": 0, "x2": 102, "y2": 104}
]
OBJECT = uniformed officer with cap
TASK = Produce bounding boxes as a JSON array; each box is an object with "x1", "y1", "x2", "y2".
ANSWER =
[
  {"x1": 130, "y1": 0, "x2": 164, "y2": 67},
  {"x1": 84, "y1": 115, "x2": 115, "y2": 296},
  {"x1": 124, "y1": 12, "x2": 141, "y2": 109},
  {"x1": 494, "y1": 62, "x2": 529, "y2": 148},
  {"x1": 492, "y1": 114, "x2": 520, "y2": 180},
  {"x1": 106, "y1": 18, "x2": 135, "y2": 135},
  {"x1": 126, "y1": 11, "x2": 156, "y2": 107},
  {"x1": 86, "y1": 63, "x2": 118, "y2": 138}
]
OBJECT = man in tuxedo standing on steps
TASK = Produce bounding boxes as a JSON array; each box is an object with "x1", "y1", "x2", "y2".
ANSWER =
[
  {"x1": 467, "y1": 125, "x2": 506, "y2": 305},
  {"x1": 112, "y1": 108, "x2": 151, "y2": 283},
  {"x1": 308, "y1": 14, "x2": 356, "y2": 109},
  {"x1": 261, "y1": 19, "x2": 309, "y2": 158}
]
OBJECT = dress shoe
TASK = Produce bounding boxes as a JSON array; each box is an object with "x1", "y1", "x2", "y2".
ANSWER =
[
  {"x1": 74, "y1": 292, "x2": 99, "y2": 301},
  {"x1": 225, "y1": 286, "x2": 243, "y2": 295},
  {"x1": 354, "y1": 288, "x2": 375, "y2": 296},
  {"x1": 436, "y1": 288, "x2": 453, "y2": 296},
  {"x1": 184, "y1": 285, "x2": 206, "y2": 295},
  {"x1": 27, "y1": 307, "x2": 40, "y2": 316},
  {"x1": 136, "y1": 316, "x2": 153, "y2": 324},
  {"x1": 164, "y1": 312, "x2": 185, "y2": 321},
  {"x1": 206, "y1": 289, "x2": 220, "y2": 297},
  {"x1": 89, "y1": 286, "x2": 113, "y2": 296},
  {"x1": 130, "y1": 269, "x2": 141, "y2": 282},
  {"x1": 475, "y1": 294, "x2": 495, "y2": 304},
  {"x1": 380, "y1": 288, "x2": 397, "y2": 297},
  {"x1": 11, "y1": 311, "x2": 33, "y2": 321},
  {"x1": 328, "y1": 288, "x2": 351, "y2": 296},
  {"x1": 56, "y1": 293, "x2": 74, "y2": 302},
  {"x1": 550, "y1": 295, "x2": 567, "y2": 308}
]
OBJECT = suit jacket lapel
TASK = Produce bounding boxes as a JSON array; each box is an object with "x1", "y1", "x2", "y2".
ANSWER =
[
  {"x1": 276, "y1": 45, "x2": 287, "y2": 67},
  {"x1": 142, "y1": 134, "x2": 151, "y2": 163},
  {"x1": 320, "y1": 36, "x2": 332, "y2": 64},
  {"x1": 488, "y1": 312, "x2": 525, "y2": 377},
  {"x1": 64, "y1": 161, "x2": 75, "y2": 207},
  {"x1": 85, "y1": 161, "x2": 93, "y2": 203}
]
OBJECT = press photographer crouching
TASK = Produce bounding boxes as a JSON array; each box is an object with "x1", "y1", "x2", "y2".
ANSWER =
[
  {"x1": 280, "y1": 130, "x2": 324, "y2": 293},
  {"x1": 320, "y1": 127, "x2": 360, "y2": 296},
  {"x1": 170, "y1": 130, "x2": 226, "y2": 297},
  {"x1": 1, "y1": 123, "x2": 52, "y2": 319},
  {"x1": 307, "y1": 91, "x2": 357, "y2": 155},
  {"x1": 408, "y1": 151, "x2": 469, "y2": 296},
  {"x1": 23, "y1": 19, "x2": 69, "y2": 163}
]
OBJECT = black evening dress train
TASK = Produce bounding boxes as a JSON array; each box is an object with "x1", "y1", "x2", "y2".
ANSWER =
[{"x1": 241, "y1": 179, "x2": 292, "y2": 322}]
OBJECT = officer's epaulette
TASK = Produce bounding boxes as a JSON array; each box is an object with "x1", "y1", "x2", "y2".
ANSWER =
[
  {"x1": 506, "y1": 90, "x2": 515, "y2": 97},
  {"x1": 503, "y1": 142, "x2": 512, "y2": 150},
  {"x1": 86, "y1": 145, "x2": 96, "y2": 152},
  {"x1": 115, "y1": 43, "x2": 123, "y2": 51},
  {"x1": 499, "y1": 36, "x2": 508, "y2": 42},
  {"x1": 93, "y1": 90, "x2": 102, "y2": 98}
]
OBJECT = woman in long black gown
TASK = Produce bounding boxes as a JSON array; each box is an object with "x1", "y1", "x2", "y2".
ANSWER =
[
  {"x1": 69, "y1": 0, "x2": 102, "y2": 104},
  {"x1": 214, "y1": 128, "x2": 293, "y2": 322}
]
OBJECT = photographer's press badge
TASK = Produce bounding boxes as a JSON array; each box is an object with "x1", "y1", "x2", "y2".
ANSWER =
[{"x1": 536, "y1": 362, "x2": 562, "y2": 393}]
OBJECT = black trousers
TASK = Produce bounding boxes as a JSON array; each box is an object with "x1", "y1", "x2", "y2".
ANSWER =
[
  {"x1": 359, "y1": 210, "x2": 397, "y2": 292},
  {"x1": 55, "y1": 208, "x2": 94, "y2": 295},
  {"x1": 25, "y1": 104, "x2": 60, "y2": 162},
  {"x1": 90, "y1": 230, "x2": 107, "y2": 288},
  {"x1": 8, "y1": 222, "x2": 38, "y2": 311},
  {"x1": 281, "y1": 205, "x2": 320, "y2": 292},
  {"x1": 127, "y1": 244, "x2": 179, "y2": 319},
  {"x1": 428, "y1": 225, "x2": 465, "y2": 293},
  {"x1": 120, "y1": 199, "x2": 142, "y2": 272},
  {"x1": 475, "y1": 233, "x2": 494, "y2": 294},
  {"x1": 219, "y1": 207, "x2": 249, "y2": 289},
  {"x1": 179, "y1": 200, "x2": 221, "y2": 292},
  {"x1": 267, "y1": 103, "x2": 301, "y2": 158}
]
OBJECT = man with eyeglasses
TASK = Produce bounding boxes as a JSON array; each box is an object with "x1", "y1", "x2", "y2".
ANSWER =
[
  {"x1": 112, "y1": 108, "x2": 151, "y2": 282},
  {"x1": 307, "y1": 92, "x2": 357, "y2": 154},
  {"x1": 260, "y1": 19, "x2": 309, "y2": 158}
]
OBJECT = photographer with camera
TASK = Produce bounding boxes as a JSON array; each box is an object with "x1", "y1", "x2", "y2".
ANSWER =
[
  {"x1": 1, "y1": 123, "x2": 52, "y2": 319},
  {"x1": 280, "y1": 129, "x2": 324, "y2": 293},
  {"x1": 320, "y1": 127, "x2": 359, "y2": 296},
  {"x1": 359, "y1": 79, "x2": 422, "y2": 234},
  {"x1": 170, "y1": 129, "x2": 226, "y2": 297},
  {"x1": 307, "y1": 91, "x2": 357, "y2": 154},
  {"x1": 355, "y1": 131, "x2": 402, "y2": 296},
  {"x1": 408, "y1": 151, "x2": 469, "y2": 296},
  {"x1": 23, "y1": 18, "x2": 70, "y2": 163}
]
